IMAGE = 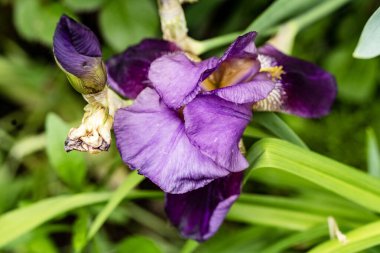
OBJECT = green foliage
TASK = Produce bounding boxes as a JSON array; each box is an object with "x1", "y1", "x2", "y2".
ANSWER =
[
  {"x1": 1, "y1": 0, "x2": 380, "y2": 252},
  {"x1": 354, "y1": 6, "x2": 380, "y2": 59},
  {"x1": 45, "y1": 113, "x2": 86, "y2": 189},
  {"x1": 99, "y1": 0, "x2": 159, "y2": 52}
]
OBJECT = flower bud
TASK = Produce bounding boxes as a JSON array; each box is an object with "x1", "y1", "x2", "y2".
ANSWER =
[{"x1": 53, "y1": 15, "x2": 106, "y2": 94}]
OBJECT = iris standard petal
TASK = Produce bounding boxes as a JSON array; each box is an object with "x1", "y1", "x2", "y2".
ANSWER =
[
  {"x1": 53, "y1": 15, "x2": 102, "y2": 77},
  {"x1": 256, "y1": 44, "x2": 337, "y2": 118},
  {"x1": 114, "y1": 88, "x2": 230, "y2": 194},
  {"x1": 165, "y1": 172, "x2": 243, "y2": 241},
  {"x1": 184, "y1": 95, "x2": 251, "y2": 172},
  {"x1": 220, "y1": 31, "x2": 257, "y2": 61},
  {"x1": 149, "y1": 52, "x2": 219, "y2": 109},
  {"x1": 107, "y1": 39, "x2": 179, "y2": 99}
]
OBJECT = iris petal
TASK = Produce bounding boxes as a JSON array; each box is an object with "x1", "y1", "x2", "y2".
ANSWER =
[
  {"x1": 184, "y1": 95, "x2": 251, "y2": 172},
  {"x1": 114, "y1": 88, "x2": 230, "y2": 194},
  {"x1": 149, "y1": 52, "x2": 219, "y2": 109},
  {"x1": 165, "y1": 172, "x2": 243, "y2": 241},
  {"x1": 256, "y1": 44, "x2": 337, "y2": 118},
  {"x1": 107, "y1": 39, "x2": 179, "y2": 99},
  {"x1": 53, "y1": 15, "x2": 102, "y2": 77}
]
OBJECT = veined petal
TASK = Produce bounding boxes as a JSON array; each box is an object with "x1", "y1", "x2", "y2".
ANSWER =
[
  {"x1": 114, "y1": 88, "x2": 230, "y2": 194},
  {"x1": 256, "y1": 44, "x2": 337, "y2": 118},
  {"x1": 184, "y1": 95, "x2": 251, "y2": 172},
  {"x1": 221, "y1": 31, "x2": 257, "y2": 61},
  {"x1": 107, "y1": 39, "x2": 179, "y2": 99},
  {"x1": 149, "y1": 52, "x2": 218, "y2": 109},
  {"x1": 165, "y1": 172, "x2": 243, "y2": 241},
  {"x1": 53, "y1": 15, "x2": 102, "y2": 77},
  {"x1": 209, "y1": 73, "x2": 275, "y2": 104}
]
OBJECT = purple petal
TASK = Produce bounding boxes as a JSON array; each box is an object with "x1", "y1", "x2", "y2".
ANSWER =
[
  {"x1": 114, "y1": 88, "x2": 231, "y2": 194},
  {"x1": 257, "y1": 44, "x2": 337, "y2": 118},
  {"x1": 184, "y1": 95, "x2": 251, "y2": 172},
  {"x1": 53, "y1": 15, "x2": 102, "y2": 77},
  {"x1": 165, "y1": 172, "x2": 243, "y2": 241},
  {"x1": 149, "y1": 52, "x2": 219, "y2": 109},
  {"x1": 209, "y1": 73, "x2": 276, "y2": 104},
  {"x1": 220, "y1": 31, "x2": 257, "y2": 61},
  {"x1": 107, "y1": 39, "x2": 179, "y2": 99}
]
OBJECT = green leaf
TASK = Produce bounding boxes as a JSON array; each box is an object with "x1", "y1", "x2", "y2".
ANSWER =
[
  {"x1": 261, "y1": 224, "x2": 328, "y2": 253},
  {"x1": 309, "y1": 220, "x2": 380, "y2": 253},
  {"x1": 366, "y1": 128, "x2": 380, "y2": 178},
  {"x1": 14, "y1": 0, "x2": 69, "y2": 45},
  {"x1": 324, "y1": 45, "x2": 378, "y2": 103},
  {"x1": 63, "y1": 0, "x2": 105, "y2": 11},
  {"x1": 86, "y1": 171, "x2": 144, "y2": 243},
  {"x1": 0, "y1": 190, "x2": 158, "y2": 248},
  {"x1": 353, "y1": 6, "x2": 380, "y2": 59},
  {"x1": 72, "y1": 210, "x2": 90, "y2": 253},
  {"x1": 228, "y1": 202, "x2": 325, "y2": 231},
  {"x1": 246, "y1": 138, "x2": 380, "y2": 213},
  {"x1": 0, "y1": 193, "x2": 110, "y2": 248},
  {"x1": 99, "y1": 0, "x2": 159, "y2": 51},
  {"x1": 245, "y1": 0, "x2": 320, "y2": 33},
  {"x1": 45, "y1": 113, "x2": 86, "y2": 189},
  {"x1": 116, "y1": 236, "x2": 162, "y2": 253},
  {"x1": 252, "y1": 113, "x2": 308, "y2": 149}
]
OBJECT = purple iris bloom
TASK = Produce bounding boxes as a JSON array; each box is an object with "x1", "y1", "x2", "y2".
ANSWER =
[
  {"x1": 111, "y1": 32, "x2": 336, "y2": 241},
  {"x1": 53, "y1": 15, "x2": 336, "y2": 241},
  {"x1": 53, "y1": 15, "x2": 106, "y2": 94}
]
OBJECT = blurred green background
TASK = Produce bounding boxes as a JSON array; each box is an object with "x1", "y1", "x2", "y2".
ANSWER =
[{"x1": 0, "y1": 0, "x2": 380, "y2": 252}]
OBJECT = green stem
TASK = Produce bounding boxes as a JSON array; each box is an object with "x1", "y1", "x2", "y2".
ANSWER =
[
  {"x1": 291, "y1": 0, "x2": 351, "y2": 31},
  {"x1": 86, "y1": 171, "x2": 144, "y2": 242},
  {"x1": 193, "y1": 0, "x2": 351, "y2": 54}
]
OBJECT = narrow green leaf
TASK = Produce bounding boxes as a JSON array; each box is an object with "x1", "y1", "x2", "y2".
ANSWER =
[
  {"x1": 99, "y1": 0, "x2": 159, "y2": 51},
  {"x1": 0, "y1": 190, "x2": 160, "y2": 248},
  {"x1": 238, "y1": 194, "x2": 376, "y2": 224},
  {"x1": 180, "y1": 240, "x2": 199, "y2": 253},
  {"x1": 86, "y1": 171, "x2": 144, "y2": 242},
  {"x1": 45, "y1": 113, "x2": 86, "y2": 189},
  {"x1": 261, "y1": 224, "x2": 328, "y2": 253},
  {"x1": 243, "y1": 125, "x2": 273, "y2": 139},
  {"x1": 246, "y1": 138, "x2": 380, "y2": 213},
  {"x1": 116, "y1": 236, "x2": 162, "y2": 253},
  {"x1": 0, "y1": 193, "x2": 110, "y2": 248},
  {"x1": 309, "y1": 220, "x2": 380, "y2": 253},
  {"x1": 252, "y1": 113, "x2": 308, "y2": 149},
  {"x1": 353, "y1": 6, "x2": 380, "y2": 59},
  {"x1": 366, "y1": 128, "x2": 380, "y2": 178},
  {"x1": 228, "y1": 202, "x2": 325, "y2": 231},
  {"x1": 72, "y1": 210, "x2": 90, "y2": 253}
]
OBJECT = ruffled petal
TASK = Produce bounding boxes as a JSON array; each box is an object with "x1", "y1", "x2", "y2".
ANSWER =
[
  {"x1": 256, "y1": 44, "x2": 337, "y2": 118},
  {"x1": 149, "y1": 52, "x2": 218, "y2": 109},
  {"x1": 114, "y1": 88, "x2": 230, "y2": 194},
  {"x1": 165, "y1": 172, "x2": 243, "y2": 241},
  {"x1": 53, "y1": 15, "x2": 102, "y2": 77},
  {"x1": 184, "y1": 95, "x2": 251, "y2": 172},
  {"x1": 209, "y1": 73, "x2": 275, "y2": 104},
  {"x1": 107, "y1": 39, "x2": 179, "y2": 99},
  {"x1": 220, "y1": 31, "x2": 257, "y2": 61}
]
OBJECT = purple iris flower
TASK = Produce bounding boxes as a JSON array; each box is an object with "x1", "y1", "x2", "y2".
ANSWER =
[
  {"x1": 111, "y1": 32, "x2": 336, "y2": 241},
  {"x1": 53, "y1": 15, "x2": 336, "y2": 241}
]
